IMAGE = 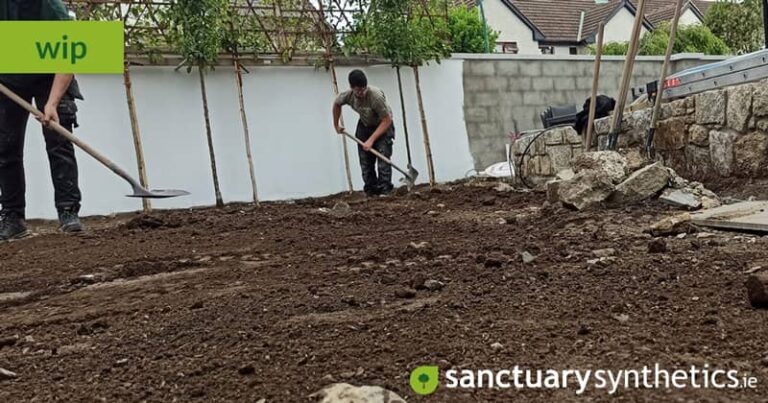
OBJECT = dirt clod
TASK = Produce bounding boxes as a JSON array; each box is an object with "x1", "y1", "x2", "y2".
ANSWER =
[
  {"x1": 648, "y1": 239, "x2": 668, "y2": 254},
  {"x1": 394, "y1": 288, "x2": 417, "y2": 299}
]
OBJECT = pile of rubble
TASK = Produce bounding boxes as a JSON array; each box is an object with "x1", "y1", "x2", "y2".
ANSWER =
[{"x1": 546, "y1": 150, "x2": 721, "y2": 211}]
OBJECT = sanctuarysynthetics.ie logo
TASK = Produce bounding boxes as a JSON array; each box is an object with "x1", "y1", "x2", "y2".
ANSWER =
[{"x1": 408, "y1": 364, "x2": 758, "y2": 397}]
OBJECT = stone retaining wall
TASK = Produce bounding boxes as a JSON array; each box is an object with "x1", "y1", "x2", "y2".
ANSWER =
[{"x1": 511, "y1": 78, "x2": 768, "y2": 183}]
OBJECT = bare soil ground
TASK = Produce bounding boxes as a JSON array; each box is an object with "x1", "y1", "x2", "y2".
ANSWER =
[{"x1": 1, "y1": 179, "x2": 768, "y2": 402}]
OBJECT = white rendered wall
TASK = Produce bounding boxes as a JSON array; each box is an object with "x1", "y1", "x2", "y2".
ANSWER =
[{"x1": 21, "y1": 60, "x2": 474, "y2": 219}]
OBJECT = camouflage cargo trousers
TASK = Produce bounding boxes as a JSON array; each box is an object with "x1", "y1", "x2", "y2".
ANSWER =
[{"x1": 355, "y1": 120, "x2": 395, "y2": 195}]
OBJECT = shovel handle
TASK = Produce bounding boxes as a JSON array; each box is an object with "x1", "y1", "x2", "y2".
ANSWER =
[
  {"x1": 340, "y1": 131, "x2": 411, "y2": 178},
  {"x1": 0, "y1": 82, "x2": 142, "y2": 189}
]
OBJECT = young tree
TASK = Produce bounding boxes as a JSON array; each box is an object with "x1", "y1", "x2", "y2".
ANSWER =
[
  {"x1": 593, "y1": 23, "x2": 730, "y2": 56},
  {"x1": 170, "y1": 0, "x2": 229, "y2": 208},
  {"x1": 705, "y1": 0, "x2": 763, "y2": 55},
  {"x1": 222, "y1": 5, "x2": 273, "y2": 204},
  {"x1": 589, "y1": 41, "x2": 629, "y2": 55},
  {"x1": 640, "y1": 22, "x2": 730, "y2": 55},
  {"x1": 447, "y1": 6, "x2": 499, "y2": 53},
  {"x1": 72, "y1": 2, "x2": 174, "y2": 212}
]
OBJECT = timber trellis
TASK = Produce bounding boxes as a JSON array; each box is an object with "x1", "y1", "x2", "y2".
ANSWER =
[{"x1": 62, "y1": 0, "x2": 449, "y2": 208}]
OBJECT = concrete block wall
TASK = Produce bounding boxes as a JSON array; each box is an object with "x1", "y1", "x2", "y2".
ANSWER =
[{"x1": 458, "y1": 53, "x2": 726, "y2": 170}]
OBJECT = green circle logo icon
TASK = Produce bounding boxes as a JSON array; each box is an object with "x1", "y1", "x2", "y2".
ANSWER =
[{"x1": 410, "y1": 366, "x2": 439, "y2": 395}]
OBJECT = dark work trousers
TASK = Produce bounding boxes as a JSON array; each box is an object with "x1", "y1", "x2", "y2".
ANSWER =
[
  {"x1": 0, "y1": 82, "x2": 82, "y2": 218},
  {"x1": 355, "y1": 120, "x2": 395, "y2": 195}
]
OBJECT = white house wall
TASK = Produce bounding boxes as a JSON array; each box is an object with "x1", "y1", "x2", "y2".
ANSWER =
[
  {"x1": 679, "y1": 8, "x2": 702, "y2": 26},
  {"x1": 484, "y1": 0, "x2": 540, "y2": 54},
  {"x1": 604, "y1": 7, "x2": 650, "y2": 43},
  {"x1": 21, "y1": 61, "x2": 474, "y2": 219}
]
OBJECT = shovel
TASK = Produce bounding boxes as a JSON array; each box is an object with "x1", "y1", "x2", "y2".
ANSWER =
[
  {"x1": 341, "y1": 131, "x2": 418, "y2": 189},
  {"x1": 0, "y1": 83, "x2": 189, "y2": 199}
]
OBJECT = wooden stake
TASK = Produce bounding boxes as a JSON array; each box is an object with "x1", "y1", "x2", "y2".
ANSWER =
[
  {"x1": 396, "y1": 66, "x2": 413, "y2": 165},
  {"x1": 199, "y1": 67, "x2": 224, "y2": 208},
  {"x1": 234, "y1": 58, "x2": 260, "y2": 204},
  {"x1": 413, "y1": 65, "x2": 435, "y2": 186},
  {"x1": 330, "y1": 63, "x2": 354, "y2": 193},
  {"x1": 585, "y1": 22, "x2": 605, "y2": 152},
  {"x1": 122, "y1": 62, "x2": 151, "y2": 212},
  {"x1": 607, "y1": 0, "x2": 647, "y2": 150},
  {"x1": 647, "y1": 0, "x2": 685, "y2": 158}
]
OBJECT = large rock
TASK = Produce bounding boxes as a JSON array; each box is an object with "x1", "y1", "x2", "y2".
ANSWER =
[
  {"x1": 607, "y1": 162, "x2": 670, "y2": 206},
  {"x1": 662, "y1": 150, "x2": 687, "y2": 175},
  {"x1": 573, "y1": 151, "x2": 628, "y2": 184},
  {"x1": 548, "y1": 145, "x2": 573, "y2": 173},
  {"x1": 669, "y1": 98, "x2": 688, "y2": 117},
  {"x1": 623, "y1": 109, "x2": 652, "y2": 129},
  {"x1": 727, "y1": 84, "x2": 753, "y2": 132},
  {"x1": 688, "y1": 125, "x2": 709, "y2": 147},
  {"x1": 655, "y1": 118, "x2": 687, "y2": 151},
  {"x1": 660, "y1": 188, "x2": 702, "y2": 210},
  {"x1": 544, "y1": 127, "x2": 565, "y2": 145},
  {"x1": 753, "y1": 81, "x2": 768, "y2": 118},
  {"x1": 648, "y1": 213, "x2": 693, "y2": 236},
  {"x1": 665, "y1": 167, "x2": 689, "y2": 189},
  {"x1": 734, "y1": 132, "x2": 768, "y2": 176},
  {"x1": 709, "y1": 130, "x2": 738, "y2": 176},
  {"x1": 513, "y1": 133, "x2": 535, "y2": 156},
  {"x1": 311, "y1": 384, "x2": 406, "y2": 403},
  {"x1": 557, "y1": 170, "x2": 616, "y2": 210},
  {"x1": 593, "y1": 116, "x2": 612, "y2": 136},
  {"x1": 546, "y1": 179, "x2": 563, "y2": 204},
  {"x1": 695, "y1": 90, "x2": 726, "y2": 125},
  {"x1": 623, "y1": 148, "x2": 647, "y2": 171},
  {"x1": 563, "y1": 127, "x2": 582, "y2": 145},
  {"x1": 685, "y1": 145, "x2": 712, "y2": 179}
]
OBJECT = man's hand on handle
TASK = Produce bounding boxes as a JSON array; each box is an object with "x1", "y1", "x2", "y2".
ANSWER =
[
  {"x1": 37, "y1": 73, "x2": 74, "y2": 127},
  {"x1": 362, "y1": 139, "x2": 374, "y2": 151},
  {"x1": 41, "y1": 101, "x2": 60, "y2": 126}
]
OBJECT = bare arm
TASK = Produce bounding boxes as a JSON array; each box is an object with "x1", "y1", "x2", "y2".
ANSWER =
[
  {"x1": 332, "y1": 102, "x2": 344, "y2": 133},
  {"x1": 365, "y1": 114, "x2": 393, "y2": 145},
  {"x1": 42, "y1": 73, "x2": 74, "y2": 126}
]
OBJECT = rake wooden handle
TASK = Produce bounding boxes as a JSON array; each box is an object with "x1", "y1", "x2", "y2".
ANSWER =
[
  {"x1": 0, "y1": 82, "x2": 142, "y2": 189},
  {"x1": 340, "y1": 131, "x2": 411, "y2": 178}
]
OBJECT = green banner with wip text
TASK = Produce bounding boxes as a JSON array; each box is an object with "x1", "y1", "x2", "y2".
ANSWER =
[{"x1": 0, "y1": 21, "x2": 124, "y2": 73}]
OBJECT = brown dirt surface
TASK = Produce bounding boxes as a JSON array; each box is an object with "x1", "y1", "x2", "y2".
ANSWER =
[{"x1": 1, "y1": 179, "x2": 768, "y2": 402}]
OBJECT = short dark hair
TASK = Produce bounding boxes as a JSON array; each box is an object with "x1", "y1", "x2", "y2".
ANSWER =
[{"x1": 348, "y1": 69, "x2": 367, "y2": 88}]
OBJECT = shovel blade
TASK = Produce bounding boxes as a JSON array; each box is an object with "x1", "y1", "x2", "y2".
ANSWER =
[
  {"x1": 127, "y1": 187, "x2": 190, "y2": 199},
  {"x1": 399, "y1": 165, "x2": 419, "y2": 189}
]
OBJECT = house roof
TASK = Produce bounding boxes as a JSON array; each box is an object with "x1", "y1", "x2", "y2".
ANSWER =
[
  {"x1": 464, "y1": 0, "x2": 712, "y2": 45},
  {"x1": 630, "y1": 0, "x2": 708, "y2": 25}
]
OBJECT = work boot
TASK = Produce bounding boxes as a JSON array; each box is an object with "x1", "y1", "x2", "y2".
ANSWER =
[
  {"x1": 58, "y1": 207, "x2": 83, "y2": 233},
  {"x1": 377, "y1": 183, "x2": 394, "y2": 197},
  {"x1": 0, "y1": 211, "x2": 28, "y2": 241}
]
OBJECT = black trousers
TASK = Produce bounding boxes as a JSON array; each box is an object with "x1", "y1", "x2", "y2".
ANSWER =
[
  {"x1": 0, "y1": 82, "x2": 81, "y2": 218},
  {"x1": 355, "y1": 120, "x2": 395, "y2": 195}
]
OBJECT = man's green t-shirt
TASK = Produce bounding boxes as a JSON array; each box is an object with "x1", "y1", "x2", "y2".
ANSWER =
[
  {"x1": 335, "y1": 86, "x2": 393, "y2": 128},
  {"x1": 0, "y1": 0, "x2": 73, "y2": 89}
]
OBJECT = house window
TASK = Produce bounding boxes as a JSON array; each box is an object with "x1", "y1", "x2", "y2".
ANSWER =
[
  {"x1": 539, "y1": 45, "x2": 554, "y2": 55},
  {"x1": 569, "y1": 47, "x2": 578, "y2": 55},
  {"x1": 499, "y1": 42, "x2": 519, "y2": 54}
]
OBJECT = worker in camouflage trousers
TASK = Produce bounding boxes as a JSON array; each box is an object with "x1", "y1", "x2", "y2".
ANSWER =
[
  {"x1": 0, "y1": 0, "x2": 84, "y2": 240},
  {"x1": 332, "y1": 69, "x2": 396, "y2": 196}
]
